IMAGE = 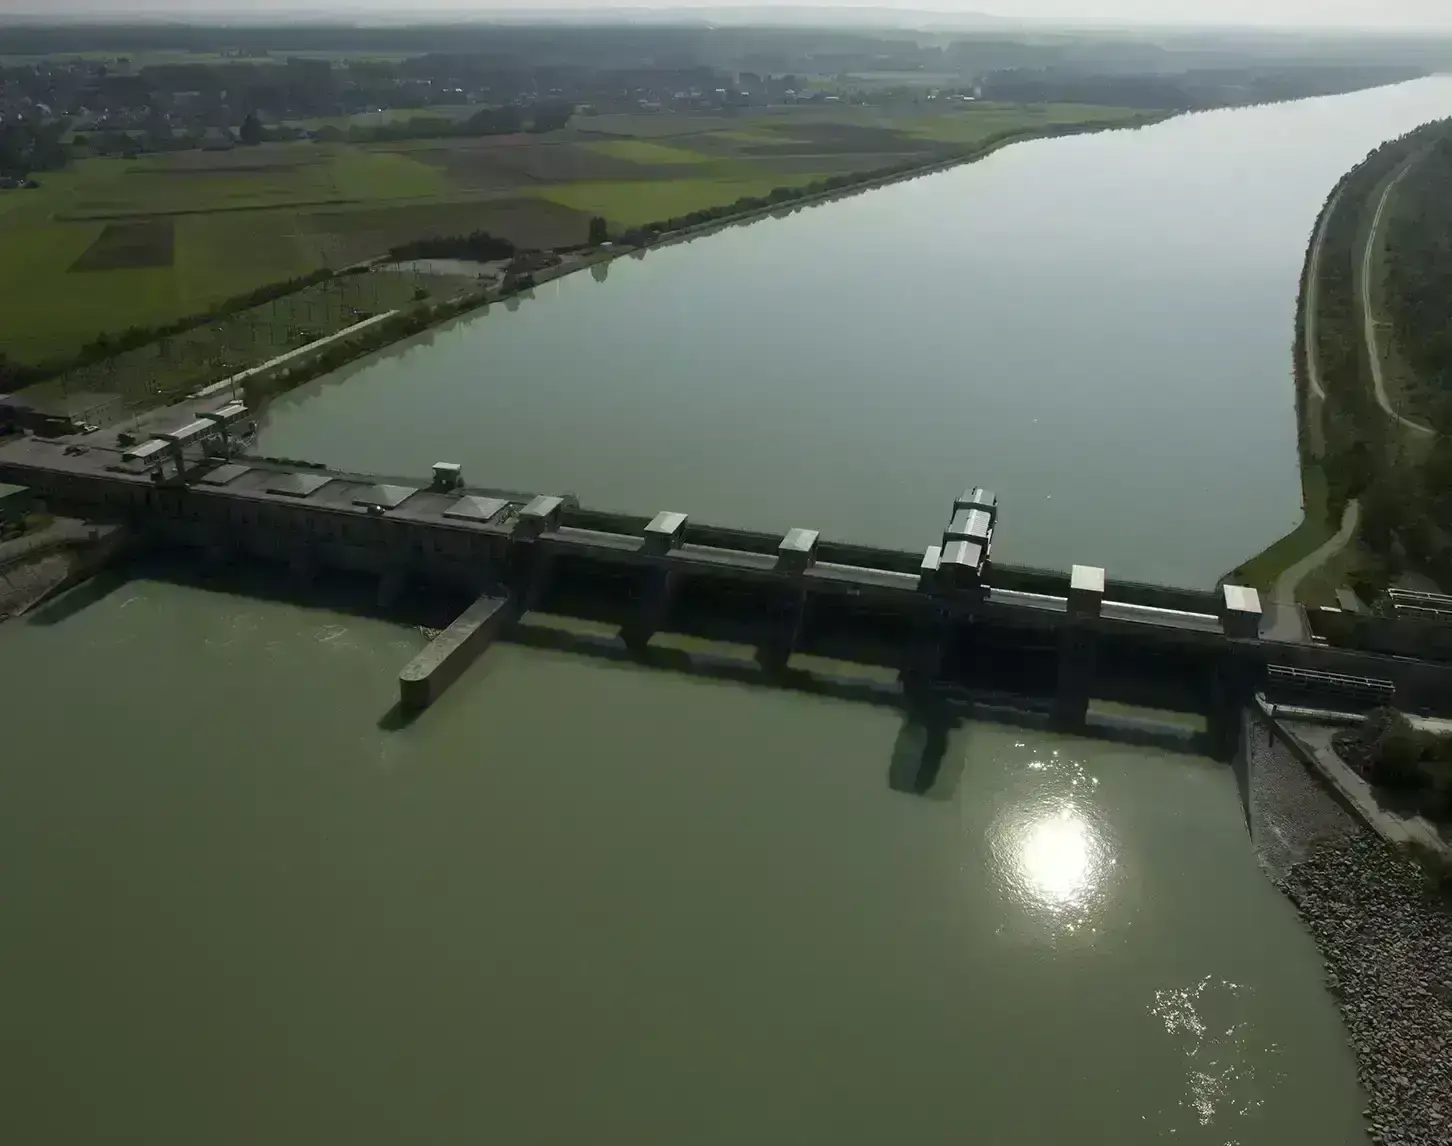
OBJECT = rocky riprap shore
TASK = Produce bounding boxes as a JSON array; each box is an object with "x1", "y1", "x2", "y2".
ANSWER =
[{"x1": 1276, "y1": 834, "x2": 1452, "y2": 1146}]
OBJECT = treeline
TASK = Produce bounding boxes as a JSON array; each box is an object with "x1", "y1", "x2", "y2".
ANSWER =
[
  {"x1": 1305, "y1": 118, "x2": 1452, "y2": 592},
  {"x1": 242, "y1": 273, "x2": 537, "y2": 406},
  {"x1": 980, "y1": 64, "x2": 1426, "y2": 112},
  {"x1": 615, "y1": 160, "x2": 943, "y2": 244},
  {"x1": 0, "y1": 121, "x2": 70, "y2": 179},
  {"x1": 387, "y1": 231, "x2": 515, "y2": 262},
  {"x1": 614, "y1": 117, "x2": 1156, "y2": 246},
  {"x1": 0, "y1": 268, "x2": 338, "y2": 390},
  {"x1": 312, "y1": 101, "x2": 572, "y2": 145}
]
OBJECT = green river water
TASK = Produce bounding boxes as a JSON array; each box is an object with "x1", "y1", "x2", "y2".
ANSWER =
[
  {"x1": 15, "y1": 79, "x2": 1452, "y2": 1145},
  {"x1": 2, "y1": 577, "x2": 1364, "y2": 1144}
]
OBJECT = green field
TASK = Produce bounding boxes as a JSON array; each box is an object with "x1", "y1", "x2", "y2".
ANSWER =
[
  {"x1": 0, "y1": 145, "x2": 492, "y2": 362},
  {"x1": 0, "y1": 102, "x2": 1147, "y2": 366},
  {"x1": 900, "y1": 102, "x2": 1149, "y2": 143},
  {"x1": 583, "y1": 139, "x2": 714, "y2": 166},
  {"x1": 28, "y1": 268, "x2": 465, "y2": 420}
]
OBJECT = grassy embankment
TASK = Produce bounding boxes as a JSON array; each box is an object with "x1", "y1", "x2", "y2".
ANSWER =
[
  {"x1": 1230, "y1": 125, "x2": 1442, "y2": 603},
  {"x1": 1228, "y1": 179, "x2": 1340, "y2": 597},
  {"x1": 0, "y1": 101, "x2": 1149, "y2": 371}
]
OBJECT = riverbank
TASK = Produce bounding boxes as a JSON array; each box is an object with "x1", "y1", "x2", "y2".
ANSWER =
[
  {"x1": 232, "y1": 112, "x2": 1170, "y2": 409},
  {"x1": 1230, "y1": 117, "x2": 1451, "y2": 604},
  {"x1": 1226, "y1": 178, "x2": 1342, "y2": 598},
  {"x1": 1250, "y1": 717, "x2": 1452, "y2": 1146},
  {"x1": 253, "y1": 83, "x2": 1452, "y2": 586},
  {"x1": 1276, "y1": 835, "x2": 1452, "y2": 1146}
]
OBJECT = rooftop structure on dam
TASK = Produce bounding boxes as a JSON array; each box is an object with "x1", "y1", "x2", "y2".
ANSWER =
[{"x1": 2, "y1": 387, "x2": 1451, "y2": 744}]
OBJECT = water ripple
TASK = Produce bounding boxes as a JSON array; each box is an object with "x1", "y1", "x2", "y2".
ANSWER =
[
  {"x1": 989, "y1": 746, "x2": 1114, "y2": 929},
  {"x1": 1151, "y1": 977, "x2": 1281, "y2": 1132}
]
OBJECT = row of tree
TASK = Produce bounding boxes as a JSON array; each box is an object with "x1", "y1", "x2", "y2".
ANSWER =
[
  {"x1": 981, "y1": 64, "x2": 1426, "y2": 112},
  {"x1": 242, "y1": 267, "x2": 542, "y2": 406},
  {"x1": 308, "y1": 101, "x2": 573, "y2": 146},
  {"x1": 387, "y1": 231, "x2": 516, "y2": 263}
]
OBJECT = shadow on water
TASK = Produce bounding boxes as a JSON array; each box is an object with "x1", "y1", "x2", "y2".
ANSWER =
[
  {"x1": 511, "y1": 622, "x2": 1214, "y2": 797},
  {"x1": 509, "y1": 621, "x2": 906, "y2": 711},
  {"x1": 28, "y1": 551, "x2": 470, "y2": 632},
  {"x1": 25, "y1": 556, "x2": 1225, "y2": 795},
  {"x1": 889, "y1": 696, "x2": 959, "y2": 799},
  {"x1": 23, "y1": 567, "x2": 134, "y2": 626},
  {"x1": 1231, "y1": 713, "x2": 1260, "y2": 834},
  {"x1": 376, "y1": 702, "x2": 418, "y2": 733}
]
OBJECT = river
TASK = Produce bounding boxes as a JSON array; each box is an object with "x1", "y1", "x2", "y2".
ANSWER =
[
  {"x1": 258, "y1": 77, "x2": 1452, "y2": 588},
  {"x1": 10, "y1": 82, "x2": 1451, "y2": 1145},
  {"x1": 2, "y1": 574, "x2": 1367, "y2": 1144}
]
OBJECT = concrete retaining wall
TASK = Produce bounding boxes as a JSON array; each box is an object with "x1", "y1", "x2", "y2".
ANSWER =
[{"x1": 399, "y1": 593, "x2": 519, "y2": 712}]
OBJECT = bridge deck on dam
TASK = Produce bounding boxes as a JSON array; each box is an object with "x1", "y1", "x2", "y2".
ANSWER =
[
  {"x1": 0, "y1": 428, "x2": 1235, "y2": 638},
  {"x1": 3, "y1": 388, "x2": 1451, "y2": 728}
]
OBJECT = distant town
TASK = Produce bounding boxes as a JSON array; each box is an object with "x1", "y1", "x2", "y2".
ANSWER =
[{"x1": 1, "y1": 23, "x2": 1436, "y2": 173}]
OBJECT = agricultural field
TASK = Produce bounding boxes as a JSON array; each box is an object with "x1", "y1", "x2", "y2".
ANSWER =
[
  {"x1": 0, "y1": 101, "x2": 1147, "y2": 366},
  {"x1": 537, "y1": 175, "x2": 828, "y2": 228}
]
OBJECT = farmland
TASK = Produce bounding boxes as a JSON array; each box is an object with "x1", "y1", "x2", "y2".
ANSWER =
[
  {"x1": 0, "y1": 102, "x2": 1152, "y2": 367},
  {"x1": 20, "y1": 266, "x2": 469, "y2": 423}
]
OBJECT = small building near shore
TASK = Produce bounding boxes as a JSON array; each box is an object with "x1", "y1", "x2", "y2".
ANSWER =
[{"x1": 0, "y1": 388, "x2": 122, "y2": 436}]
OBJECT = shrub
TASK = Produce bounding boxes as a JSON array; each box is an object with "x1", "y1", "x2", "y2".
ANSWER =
[{"x1": 1362, "y1": 707, "x2": 1424, "y2": 785}]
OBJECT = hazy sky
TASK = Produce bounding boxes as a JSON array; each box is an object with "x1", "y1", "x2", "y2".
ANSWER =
[{"x1": 2, "y1": 0, "x2": 1450, "y2": 31}]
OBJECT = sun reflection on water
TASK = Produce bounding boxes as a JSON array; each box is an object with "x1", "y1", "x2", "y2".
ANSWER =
[
  {"x1": 992, "y1": 748, "x2": 1114, "y2": 922},
  {"x1": 1019, "y1": 807, "x2": 1097, "y2": 907}
]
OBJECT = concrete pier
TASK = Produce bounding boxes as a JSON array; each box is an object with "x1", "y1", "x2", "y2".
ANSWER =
[
  {"x1": 398, "y1": 592, "x2": 520, "y2": 713},
  {"x1": 1207, "y1": 584, "x2": 1267, "y2": 759},
  {"x1": 758, "y1": 586, "x2": 808, "y2": 672},
  {"x1": 376, "y1": 569, "x2": 406, "y2": 608},
  {"x1": 624, "y1": 566, "x2": 679, "y2": 651},
  {"x1": 1056, "y1": 564, "x2": 1105, "y2": 728}
]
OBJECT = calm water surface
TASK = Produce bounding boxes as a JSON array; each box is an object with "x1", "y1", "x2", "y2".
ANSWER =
[
  {"x1": 258, "y1": 77, "x2": 1452, "y2": 587},
  {"x1": 1, "y1": 576, "x2": 1366, "y2": 1144},
  {"x1": 13, "y1": 83, "x2": 1439, "y2": 1143}
]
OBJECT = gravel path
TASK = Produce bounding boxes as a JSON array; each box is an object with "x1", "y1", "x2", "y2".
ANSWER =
[
  {"x1": 1270, "y1": 497, "x2": 1361, "y2": 610},
  {"x1": 1249, "y1": 718, "x2": 1452, "y2": 1146}
]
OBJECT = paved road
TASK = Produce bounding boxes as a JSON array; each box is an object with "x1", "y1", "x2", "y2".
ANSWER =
[
  {"x1": 1271, "y1": 497, "x2": 1361, "y2": 616},
  {"x1": 1361, "y1": 157, "x2": 1435, "y2": 437}
]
